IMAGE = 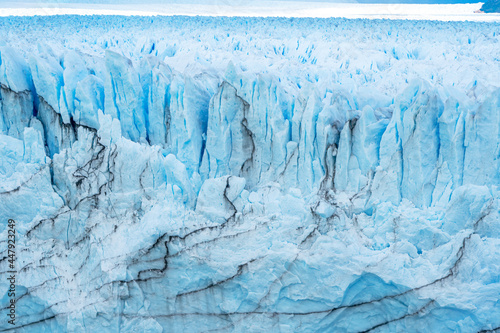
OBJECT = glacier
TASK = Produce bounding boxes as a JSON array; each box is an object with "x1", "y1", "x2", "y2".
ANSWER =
[
  {"x1": 1, "y1": 2, "x2": 498, "y2": 22},
  {"x1": 0, "y1": 15, "x2": 499, "y2": 332}
]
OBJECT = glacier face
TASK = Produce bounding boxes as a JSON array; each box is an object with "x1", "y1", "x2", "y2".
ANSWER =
[{"x1": 0, "y1": 15, "x2": 499, "y2": 332}]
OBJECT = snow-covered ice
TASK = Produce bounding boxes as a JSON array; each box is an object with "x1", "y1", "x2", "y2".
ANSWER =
[
  {"x1": 0, "y1": 1, "x2": 500, "y2": 22},
  {"x1": 0, "y1": 13, "x2": 499, "y2": 332}
]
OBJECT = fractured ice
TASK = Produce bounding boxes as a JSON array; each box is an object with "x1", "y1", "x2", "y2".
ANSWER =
[{"x1": 0, "y1": 15, "x2": 499, "y2": 332}]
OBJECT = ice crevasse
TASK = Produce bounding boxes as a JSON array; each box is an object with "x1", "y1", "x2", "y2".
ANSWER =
[{"x1": 0, "y1": 16, "x2": 499, "y2": 333}]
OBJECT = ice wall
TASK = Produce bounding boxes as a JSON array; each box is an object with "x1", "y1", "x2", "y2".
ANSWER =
[{"x1": 0, "y1": 16, "x2": 499, "y2": 333}]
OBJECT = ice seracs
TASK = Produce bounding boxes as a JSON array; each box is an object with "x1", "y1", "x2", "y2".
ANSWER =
[{"x1": 0, "y1": 15, "x2": 499, "y2": 332}]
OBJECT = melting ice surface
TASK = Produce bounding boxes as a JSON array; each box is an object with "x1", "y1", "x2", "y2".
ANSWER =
[{"x1": 0, "y1": 14, "x2": 499, "y2": 332}]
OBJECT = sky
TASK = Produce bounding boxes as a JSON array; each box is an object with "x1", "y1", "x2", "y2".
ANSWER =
[{"x1": 0, "y1": 0, "x2": 483, "y2": 4}]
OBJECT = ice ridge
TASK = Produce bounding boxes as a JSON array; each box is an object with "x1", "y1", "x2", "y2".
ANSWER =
[{"x1": 0, "y1": 15, "x2": 499, "y2": 333}]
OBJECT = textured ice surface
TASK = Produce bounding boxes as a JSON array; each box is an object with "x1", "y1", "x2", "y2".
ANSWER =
[
  {"x1": 0, "y1": 2, "x2": 499, "y2": 22},
  {"x1": 0, "y1": 15, "x2": 499, "y2": 332}
]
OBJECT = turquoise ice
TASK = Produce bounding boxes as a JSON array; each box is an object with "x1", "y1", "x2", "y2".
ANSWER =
[{"x1": 0, "y1": 15, "x2": 499, "y2": 332}]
